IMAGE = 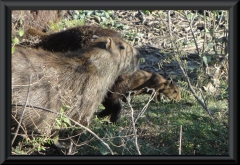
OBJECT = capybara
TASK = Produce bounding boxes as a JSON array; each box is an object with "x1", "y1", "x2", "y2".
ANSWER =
[
  {"x1": 11, "y1": 36, "x2": 139, "y2": 137},
  {"x1": 23, "y1": 27, "x2": 181, "y2": 124},
  {"x1": 123, "y1": 70, "x2": 181, "y2": 102},
  {"x1": 98, "y1": 70, "x2": 181, "y2": 123},
  {"x1": 25, "y1": 25, "x2": 122, "y2": 52}
]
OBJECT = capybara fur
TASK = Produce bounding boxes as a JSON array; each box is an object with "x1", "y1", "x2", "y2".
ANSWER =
[
  {"x1": 98, "y1": 70, "x2": 181, "y2": 123},
  {"x1": 11, "y1": 36, "x2": 139, "y2": 137},
  {"x1": 25, "y1": 26, "x2": 122, "y2": 52}
]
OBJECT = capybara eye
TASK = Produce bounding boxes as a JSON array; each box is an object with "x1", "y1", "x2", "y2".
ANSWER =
[
  {"x1": 174, "y1": 89, "x2": 178, "y2": 93},
  {"x1": 119, "y1": 45, "x2": 125, "y2": 50}
]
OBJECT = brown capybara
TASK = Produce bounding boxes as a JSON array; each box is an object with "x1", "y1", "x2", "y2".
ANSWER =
[
  {"x1": 25, "y1": 25, "x2": 122, "y2": 52},
  {"x1": 98, "y1": 70, "x2": 181, "y2": 123},
  {"x1": 11, "y1": 36, "x2": 139, "y2": 137},
  {"x1": 123, "y1": 70, "x2": 181, "y2": 102}
]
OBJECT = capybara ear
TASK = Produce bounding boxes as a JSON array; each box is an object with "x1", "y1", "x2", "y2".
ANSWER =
[
  {"x1": 106, "y1": 37, "x2": 112, "y2": 49},
  {"x1": 166, "y1": 78, "x2": 173, "y2": 86},
  {"x1": 90, "y1": 35, "x2": 99, "y2": 42}
]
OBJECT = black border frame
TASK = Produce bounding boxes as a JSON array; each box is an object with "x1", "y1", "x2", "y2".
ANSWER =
[{"x1": 0, "y1": 0, "x2": 239, "y2": 164}]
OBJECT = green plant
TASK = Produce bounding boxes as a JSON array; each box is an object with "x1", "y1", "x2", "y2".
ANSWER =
[
  {"x1": 12, "y1": 27, "x2": 24, "y2": 53},
  {"x1": 55, "y1": 105, "x2": 72, "y2": 129}
]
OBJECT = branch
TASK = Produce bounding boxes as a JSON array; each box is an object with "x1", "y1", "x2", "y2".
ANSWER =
[
  {"x1": 138, "y1": 10, "x2": 146, "y2": 25},
  {"x1": 179, "y1": 125, "x2": 182, "y2": 155},
  {"x1": 134, "y1": 88, "x2": 156, "y2": 123},
  {"x1": 183, "y1": 11, "x2": 200, "y2": 56},
  {"x1": 11, "y1": 103, "x2": 114, "y2": 155},
  {"x1": 12, "y1": 74, "x2": 32, "y2": 145},
  {"x1": 167, "y1": 10, "x2": 213, "y2": 117},
  {"x1": 127, "y1": 88, "x2": 156, "y2": 155},
  {"x1": 126, "y1": 91, "x2": 141, "y2": 155}
]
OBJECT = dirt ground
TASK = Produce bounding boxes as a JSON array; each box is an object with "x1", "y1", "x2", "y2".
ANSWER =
[{"x1": 11, "y1": 10, "x2": 229, "y2": 155}]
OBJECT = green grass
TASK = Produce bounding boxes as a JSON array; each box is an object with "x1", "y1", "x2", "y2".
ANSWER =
[
  {"x1": 11, "y1": 75, "x2": 229, "y2": 156},
  {"x1": 66, "y1": 89, "x2": 228, "y2": 155},
  {"x1": 11, "y1": 10, "x2": 229, "y2": 156}
]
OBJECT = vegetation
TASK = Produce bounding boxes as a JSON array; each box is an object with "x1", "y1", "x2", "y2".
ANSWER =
[{"x1": 11, "y1": 10, "x2": 229, "y2": 155}]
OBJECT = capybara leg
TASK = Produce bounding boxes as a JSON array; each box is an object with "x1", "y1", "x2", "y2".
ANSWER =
[
  {"x1": 109, "y1": 100, "x2": 122, "y2": 123},
  {"x1": 154, "y1": 93, "x2": 160, "y2": 103},
  {"x1": 97, "y1": 99, "x2": 112, "y2": 118}
]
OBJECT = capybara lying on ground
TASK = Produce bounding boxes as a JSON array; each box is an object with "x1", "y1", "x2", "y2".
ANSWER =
[
  {"x1": 11, "y1": 36, "x2": 139, "y2": 137},
  {"x1": 25, "y1": 25, "x2": 122, "y2": 52},
  {"x1": 98, "y1": 70, "x2": 181, "y2": 123}
]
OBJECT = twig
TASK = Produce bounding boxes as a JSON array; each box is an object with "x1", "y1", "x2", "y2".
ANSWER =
[
  {"x1": 127, "y1": 88, "x2": 156, "y2": 155},
  {"x1": 134, "y1": 88, "x2": 156, "y2": 123},
  {"x1": 69, "y1": 135, "x2": 96, "y2": 148},
  {"x1": 202, "y1": 10, "x2": 207, "y2": 55},
  {"x1": 198, "y1": 88, "x2": 208, "y2": 107},
  {"x1": 183, "y1": 11, "x2": 200, "y2": 56},
  {"x1": 11, "y1": 114, "x2": 28, "y2": 137},
  {"x1": 181, "y1": 64, "x2": 213, "y2": 117},
  {"x1": 167, "y1": 10, "x2": 213, "y2": 117},
  {"x1": 12, "y1": 74, "x2": 32, "y2": 145},
  {"x1": 11, "y1": 103, "x2": 114, "y2": 155},
  {"x1": 67, "y1": 141, "x2": 73, "y2": 155},
  {"x1": 179, "y1": 125, "x2": 182, "y2": 155},
  {"x1": 138, "y1": 10, "x2": 146, "y2": 25},
  {"x1": 126, "y1": 92, "x2": 141, "y2": 155},
  {"x1": 168, "y1": 11, "x2": 173, "y2": 46},
  {"x1": 12, "y1": 103, "x2": 59, "y2": 115}
]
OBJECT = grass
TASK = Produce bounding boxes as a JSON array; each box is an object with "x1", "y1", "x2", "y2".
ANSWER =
[
  {"x1": 52, "y1": 86, "x2": 227, "y2": 155},
  {"x1": 12, "y1": 81, "x2": 228, "y2": 155},
  {"x1": 11, "y1": 10, "x2": 229, "y2": 156}
]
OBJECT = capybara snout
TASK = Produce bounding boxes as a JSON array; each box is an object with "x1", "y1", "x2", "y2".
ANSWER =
[{"x1": 160, "y1": 78, "x2": 181, "y2": 102}]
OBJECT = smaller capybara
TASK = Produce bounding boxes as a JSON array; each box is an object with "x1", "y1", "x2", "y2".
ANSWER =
[
  {"x1": 11, "y1": 36, "x2": 139, "y2": 138},
  {"x1": 98, "y1": 70, "x2": 181, "y2": 123},
  {"x1": 122, "y1": 70, "x2": 181, "y2": 103},
  {"x1": 25, "y1": 25, "x2": 122, "y2": 52}
]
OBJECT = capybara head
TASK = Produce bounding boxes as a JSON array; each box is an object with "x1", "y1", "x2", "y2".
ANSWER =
[
  {"x1": 159, "y1": 78, "x2": 181, "y2": 101},
  {"x1": 11, "y1": 36, "x2": 139, "y2": 137},
  {"x1": 89, "y1": 36, "x2": 139, "y2": 75}
]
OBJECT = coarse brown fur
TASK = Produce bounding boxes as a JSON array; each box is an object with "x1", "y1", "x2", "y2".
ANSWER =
[
  {"x1": 11, "y1": 36, "x2": 139, "y2": 137},
  {"x1": 98, "y1": 70, "x2": 181, "y2": 123},
  {"x1": 25, "y1": 26, "x2": 122, "y2": 52}
]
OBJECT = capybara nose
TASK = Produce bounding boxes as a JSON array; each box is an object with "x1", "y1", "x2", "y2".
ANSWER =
[{"x1": 176, "y1": 92, "x2": 181, "y2": 101}]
